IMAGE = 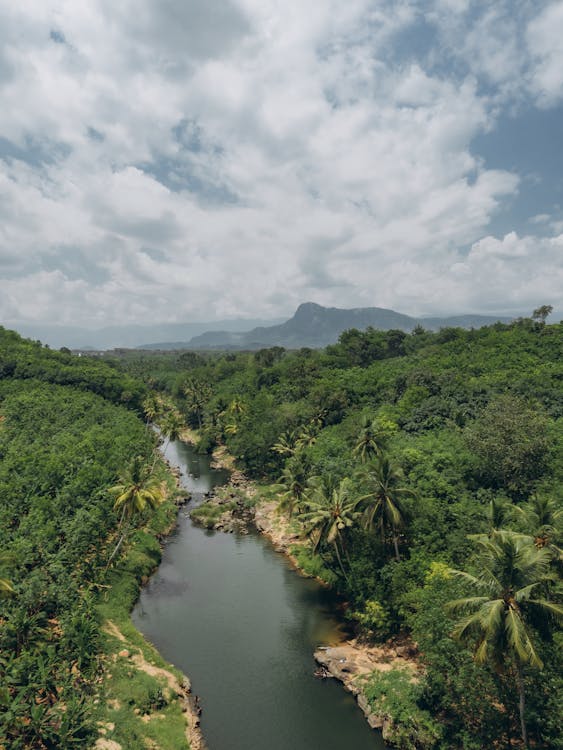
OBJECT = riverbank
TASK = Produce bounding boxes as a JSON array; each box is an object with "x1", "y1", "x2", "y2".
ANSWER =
[
  {"x1": 94, "y1": 458, "x2": 204, "y2": 750},
  {"x1": 190, "y1": 465, "x2": 420, "y2": 744}
]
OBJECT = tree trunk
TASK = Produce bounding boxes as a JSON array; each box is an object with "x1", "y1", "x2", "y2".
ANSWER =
[
  {"x1": 106, "y1": 509, "x2": 129, "y2": 570},
  {"x1": 392, "y1": 530, "x2": 401, "y2": 561},
  {"x1": 333, "y1": 542, "x2": 348, "y2": 581},
  {"x1": 515, "y1": 661, "x2": 528, "y2": 748}
]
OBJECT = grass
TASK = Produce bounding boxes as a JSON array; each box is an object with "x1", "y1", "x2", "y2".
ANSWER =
[
  {"x1": 93, "y1": 465, "x2": 193, "y2": 750},
  {"x1": 190, "y1": 500, "x2": 235, "y2": 528},
  {"x1": 289, "y1": 544, "x2": 339, "y2": 585}
]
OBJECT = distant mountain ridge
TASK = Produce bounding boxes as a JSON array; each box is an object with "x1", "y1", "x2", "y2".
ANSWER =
[
  {"x1": 181, "y1": 302, "x2": 514, "y2": 350},
  {"x1": 3, "y1": 317, "x2": 284, "y2": 350},
  {"x1": 5, "y1": 304, "x2": 515, "y2": 350}
]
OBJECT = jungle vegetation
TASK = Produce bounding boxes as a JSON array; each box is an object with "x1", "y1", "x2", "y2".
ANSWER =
[
  {"x1": 0, "y1": 327, "x2": 190, "y2": 749},
  {"x1": 114, "y1": 314, "x2": 562, "y2": 749},
  {"x1": 1, "y1": 313, "x2": 561, "y2": 749}
]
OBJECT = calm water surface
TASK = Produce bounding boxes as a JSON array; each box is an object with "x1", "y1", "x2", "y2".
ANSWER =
[{"x1": 133, "y1": 440, "x2": 386, "y2": 750}]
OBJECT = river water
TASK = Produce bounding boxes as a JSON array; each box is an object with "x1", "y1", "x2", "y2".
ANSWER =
[{"x1": 132, "y1": 440, "x2": 386, "y2": 750}]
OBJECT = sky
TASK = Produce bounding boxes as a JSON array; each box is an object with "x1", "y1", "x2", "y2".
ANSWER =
[{"x1": 1, "y1": 0, "x2": 562, "y2": 327}]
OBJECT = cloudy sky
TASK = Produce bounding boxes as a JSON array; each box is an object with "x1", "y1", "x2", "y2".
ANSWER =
[{"x1": 1, "y1": 0, "x2": 562, "y2": 327}]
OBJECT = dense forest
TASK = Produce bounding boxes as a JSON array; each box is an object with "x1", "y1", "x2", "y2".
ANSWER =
[
  {"x1": 115, "y1": 314, "x2": 562, "y2": 749},
  {"x1": 0, "y1": 328, "x2": 192, "y2": 749},
  {"x1": 1, "y1": 315, "x2": 562, "y2": 749}
]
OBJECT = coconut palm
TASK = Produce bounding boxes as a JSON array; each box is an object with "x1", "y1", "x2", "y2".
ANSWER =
[
  {"x1": 0, "y1": 553, "x2": 14, "y2": 597},
  {"x1": 0, "y1": 577, "x2": 13, "y2": 596},
  {"x1": 275, "y1": 456, "x2": 310, "y2": 518},
  {"x1": 106, "y1": 457, "x2": 164, "y2": 567},
  {"x1": 295, "y1": 424, "x2": 318, "y2": 450},
  {"x1": 360, "y1": 455, "x2": 414, "y2": 561},
  {"x1": 488, "y1": 496, "x2": 513, "y2": 532},
  {"x1": 447, "y1": 530, "x2": 563, "y2": 748},
  {"x1": 512, "y1": 495, "x2": 562, "y2": 548},
  {"x1": 182, "y1": 378, "x2": 212, "y2": 429},
  {"x1": 300, "y1": 476, "x2": 361, "y2": 578},
  {"x1": 142, "y1": 394, "x2": 160, "y2": 424},
  {"x1": 228, "y1": 398, "x2": 246, "y2": 417},
  {"x1": 160, "y1": 411, "x2": 184, "y2": 451},
  {"x1": 353, "y1": 415, "x2": 386, "y2": 464},
  {"x1": 272, "y1": 430, "x2": 298, "y2": 457}
]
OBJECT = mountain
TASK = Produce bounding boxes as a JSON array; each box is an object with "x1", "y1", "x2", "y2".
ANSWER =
[
  {"x1": 3, "y1": 318, "x2": 283, "y2": 350},
  {"x1": 182, "y1": 303, "x2": 514, "y2": 350}
]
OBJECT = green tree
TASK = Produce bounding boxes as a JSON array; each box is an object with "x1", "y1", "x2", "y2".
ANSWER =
[
  {"x1": 447, "y1": 530, "x2": 563, "y2": 748},
  {"x1": 272, "y1": 429, "x2": 298, "y2": 458},
  {"x1": 142, "y1": 394, "x2": 160, "y2": 424},
  {"x1": 512, "y1": 495, "x2": 562, "y2": 546},
  {"x1": 360, "y1": 456, "x2": 414, "y2": 561},
  {"x1": 182, "y1": 378, "x2": 212, "y2": 429},
  {"x1": 511, "y1": 495, "x2": 562, "y2": 573},
  {"x1": 353, "y1": 415, "x2": 385, "y2": 463},
  {"x1": 275, "y1": 454, "x2": 311, "y2": 518},
  {"x1": 465, "y1": 395, "x2": 551, "y2": 499},
  {"x1": 106, "y1": 457, "x2": 164, "y2": 567},
  {"x1": 488, "y1": 496, "x2": 513, "y2": 532},
  {"x1": 160, "y1": 411, "x2": 184, "y2": 452},
  {"x1": 301, "y1": 476, "x2": 361, "y2": 578},
  {"x1": 0, "y1": 553, "x2": 14, "y2": 597},
  {"x1": 531, "y1": 305, "x2": 553, "y2": 326}
]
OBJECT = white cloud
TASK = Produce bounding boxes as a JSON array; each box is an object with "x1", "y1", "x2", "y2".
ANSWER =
[
  {"x1": 527, "y1": 2, "x2": 563, "y2": 106},
  {"x1": 0, "y1": 0, "x2": 561, "y2": 326}
]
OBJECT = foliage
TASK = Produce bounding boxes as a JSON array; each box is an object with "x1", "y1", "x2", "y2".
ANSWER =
[
  {"x1": 0, "y1": 329, "x2": 168, "y2": 748},
  {"x1": 464, "y1": 394, "x2": 551, "y2": 498},
  {"x1": 447, "y1": 530, "x2": 563, "y2": 746},
  {"x1": 102, "y1": 319, "x2": 563, "y2": 748},
  {"x1": 364, "y1": 669, "x2": 442, "y2": 749}
]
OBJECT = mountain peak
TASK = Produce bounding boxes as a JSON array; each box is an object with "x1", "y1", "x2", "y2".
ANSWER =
[{"x1": 293, "y1": 302, "x2": 325, "y2": 320}]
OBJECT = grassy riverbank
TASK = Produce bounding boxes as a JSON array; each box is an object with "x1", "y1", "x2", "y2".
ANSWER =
[{"x1": 93, "y1": 464, "x2": 202, "y2": 750}]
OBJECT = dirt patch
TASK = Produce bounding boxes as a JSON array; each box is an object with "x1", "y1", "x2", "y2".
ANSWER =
[
  {"x1": 95, "y1": 740, "x2": 122, "y2": 750},
  {"x1": 210, "y1": 444, "x2": 236, "y2": 471},
  {"x1": 314, "y1": 639, "x2": 420, "y2": 730},
  {"x1": 131, "y1": 651, "x2": 183, "y2": 695},
  {"x1": 103, "y1": 620, "x2": 126, "y2": 643}
]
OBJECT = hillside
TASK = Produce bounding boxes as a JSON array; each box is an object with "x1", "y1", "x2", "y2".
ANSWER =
[
  {"x1": 0, "y1": 328, "x2": 192, "y2": 749},
  {"x1": 183, "y1": 302, "x2": 514, "y2": 350}
]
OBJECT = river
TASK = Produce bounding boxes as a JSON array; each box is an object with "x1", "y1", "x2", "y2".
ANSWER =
[{"x1": 132, "y1": 440, "x2": 386, "y2": 750}]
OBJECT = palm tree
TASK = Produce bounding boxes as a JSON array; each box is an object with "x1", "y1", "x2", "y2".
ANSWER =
[
  {"x1": 446, "y1": 530, "x2": 563, "y2": 748},
  {"x1": 272, "y1": 430, "x2": 298, "y2": 457},
  {"x1": 106, "y1": 457, "x2": 164, "y2": 568},
  {"x1": 512, "y1": 495, "x2": 562, "y2": 549},
  {"x1": 142, "y1": 394, "x2": 160, "y2": 425},
  {"x1": 353, "y1": 415, "x2": 385, "y2": 464},
  {"x1": 295, "y1": 424, "x2": 318, "y2": 450},
  {"x1": 360, "y1": 455, "x2": 413, "y2": 561},
  {"x1": 228, "y1": 398, "x2": 246, "y2": 417},
  {"x1": 160, "y1": 411, "x2": 184, "y2": 452},
  {"x1": 182, "y1": 378, "x2": 212, "y2": 429},
  {"x1": 0, "y1": 553, "x2": 14, "y2": 597},
  {"x1": 300, "y1": 476, "x2": 361, "y2": 578},
  {"x1": 488, "y1": 496, "x2": 513, "y2": 532},
  {"x1": 275, "y1": 455, "x2": 310, "y2": 518}
]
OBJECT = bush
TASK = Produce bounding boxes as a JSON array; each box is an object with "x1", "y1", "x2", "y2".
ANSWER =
[{"x1": 365, "y1": 669, "x2": 442, "y2": 749}]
